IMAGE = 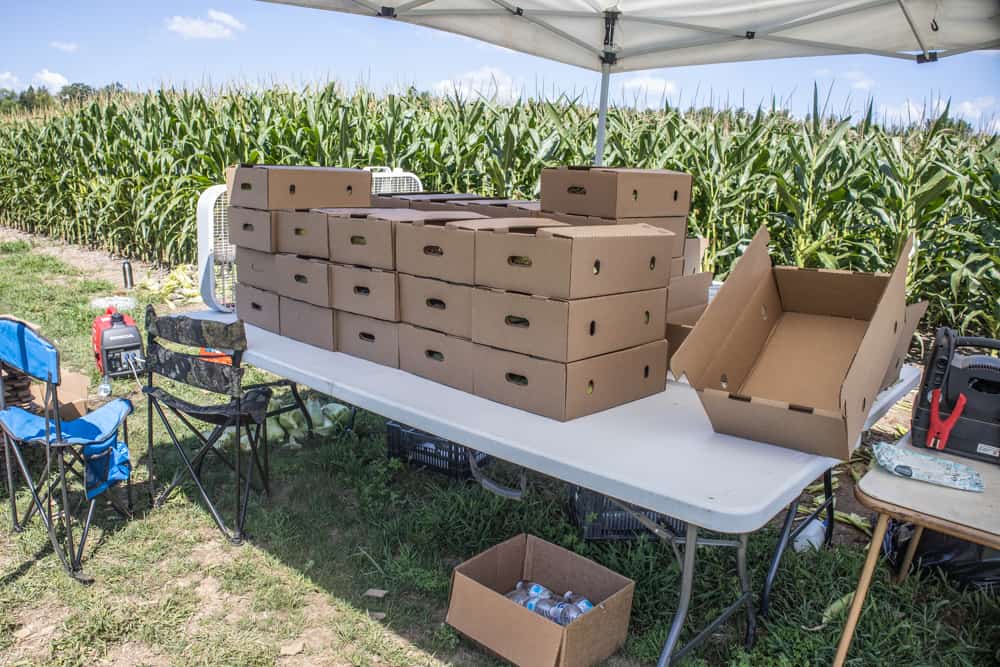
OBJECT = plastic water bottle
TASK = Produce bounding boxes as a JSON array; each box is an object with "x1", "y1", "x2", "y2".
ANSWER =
[
  {"x1": 526, "y1": 597, "x2": 567, "y2": 623},
  {"x1": 506, "y1": 588, "x2": 534, "y2": 606},
  {"x1": 793, "y1": 519, "x2": 828, "y2": 552},
  {"x1": 563, "y1": 592, "x2": 595, "y2": 614},
  {"x1": 516, "y1": 581, "x2": 553, "y2": 599},
  {"x1": 97, "y1": 376, "x2": 112, "y2": 398}
]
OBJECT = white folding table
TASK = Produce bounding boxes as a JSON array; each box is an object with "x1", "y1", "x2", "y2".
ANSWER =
[{"x1": 193, "y1": 311, "x2": 919, "y2": 665}]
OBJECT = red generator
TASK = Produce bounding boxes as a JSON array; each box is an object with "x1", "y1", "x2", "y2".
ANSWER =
[{"x1": 92, "y1": 307, "x2": 144, "y2": 379}]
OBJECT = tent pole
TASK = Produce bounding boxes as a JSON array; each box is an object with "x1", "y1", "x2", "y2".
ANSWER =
[{"x1": 594, "y1": 62, "x2": 611, "y2": 166}]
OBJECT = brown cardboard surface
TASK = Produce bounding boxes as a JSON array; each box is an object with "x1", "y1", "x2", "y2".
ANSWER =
[
  {"x1": 236, "y1": 284, "x2": 280, "y2": 333},
  {"x1": 473, "y1": 340, "x2": 667, "y2": 421},
  {"x1": 279, "y1": 297, "x2": 335, "y2": 351},
  {"x1": 398, "y1": 274, "x2": 472, "y2": 338},
  {"x1": 30, "y1": 370, "x2": 90, "y2": 420},
  {"x1": 235, "y1": 247, "x2": 276, "y2": 290},
  {"x1": 666, "y1": 303, "x2": 706, "y2": 327},
  {"x1": 388, "y1": 211, "x2": 489, "y2": 284},
  {"x1": 683, "y1": 237, "x2": 709, "y2": 275},
  {"x1": 669, "y1": 257, "x2": 685, "y2": 279},
  {"x1": 667, "y1": 272, "x2": 712, "y2": 314},
  {"x1": 331, "y1": 265, "x2": 398, "y2": 321},
  {"x1": 670, "y1": 225, "x2": 912, "y2": 459},
  {"x1": 274, "y1": 254, "x2": 334, "y2": 307},
  {"x1": 335, "y1": 311, "x2": 398, "y2": 367},
  {"x1": 537, "y1": 213, "x2": 685, "y2": 259},
  {"x1": 452, "y1": 199, "x2": 540, "y2": 218},
  {"x1": 473, "y1": 221, "x2": 673, "y2": 300},
  {"x1": 369, "y1": 194, "x2": 411, "y2": 208},
  {"x1": 471, "y1": 288, "x2": 666, "y2": 363},
  {"x1": 398, "y1": 324, "x2": 475, "y2": 392},
  {"x1": 229, "y1": 165, "x2": 371, "y2": 210},
  {"x1": 228, "y1": 207, "x2": 277, "y2": 252},
  {"x1": 446, "y1": 534, "x2": 634, "y2": 667},
  {"x1": 275, "y1": 210, "x2": 329, "y2": 259},
  {"x1": 509, "y1": 200, "x2": 541, "y2": 216},
  {"x1": 328, "y1": 216, "x2": 395, "y2": 269},
  {"x1": 880, "y1": 301, "x2": 928, "y2": 391},
  {"x1": 541, "y1": 167, "x2": 692, "y2": 218},
  {"x1": 397, "y1": 193, "x2": 484, "y2": 204}
]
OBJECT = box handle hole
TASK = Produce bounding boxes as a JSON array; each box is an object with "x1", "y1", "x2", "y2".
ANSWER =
[
  {"x1": 505, "y1": 315, "x2": 529, "y2": 328},
  {"x1": 347, "y1": 185, "x2": 353, "y2": 194},
  {"x1": 720, "y1": 373, "x2": 729, "y2": 390},
  {"x1": 593, "y1": 259, "x2": 601, "y2": 275},
  {"x1": 240, "y1": 183, "x2": 252, "y2": 191},
  {"x1": 251, "y1": 302, "x2": 262, "y2": 311},
  {"x1": 673, "y1": 190, "x2": 678, "y2": 201},
  {"x1": 644, "y1": 310, "x2": 650, "y2": 324},
  {"x1": 589, "y1": 320, "x2": 596, "y2": 336},
  {"x1": 893, "y1": 320, "x2": 898, "y2": 333},
  {"x1": 242, "y1": 223, "x2": 254, "y2": 231},
  {"x1": 505, "y1": 372, "x2": 528, "y2": 386},
  {"x1": 508, "y1": 255, "x2": 532, "y2": 267},
  {"x1": 294, "y1": 227, "x2": 305, "y2": 236},
  {"x1": 350, "y1": 235, "x2": 367, "y2": 246},
  {"x1": 567, "y1": 185, "x2": 587, "y2": 195},
  {"x1": 425, "y1": 349, "x2": 444, "y2": 362},
  {"x1": 359, "y1": 332, "x2": 375, "y2": 343},
  {"x1": 354, "y1": 286, "x2": 370, "y2": 296},
  {"x1": 649, "y1": 256, "x2": 656, "y2": 270},
  {"x1": 426, "y1": 298, "x2": 446, "y2": 310},
  {"x1": 293, "y1": 274, "x2": 308, "y2": 284},
  {"x1": 586, "y1": 380, "x2": 595, "y2": 394},
  {"x1": 423, "y1": 245, "x2": 443, "y2": 256},
  {"x1": 644, "y1": 365, "x2": 650, "y2": 378},
  {"x1": 289, "y1": 184, "x2": 296, "y2": 194},
  {"x1": 632, "y1": 189, "x2": 638, "y2": 201}
]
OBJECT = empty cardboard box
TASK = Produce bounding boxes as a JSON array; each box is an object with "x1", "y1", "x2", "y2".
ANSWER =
[
  {"x1": 229, "y1": 206, "x2": 278, "y2": 252},
  {"x1": 472, "y1": 288, "x2": 666, "y2": 363},
  {"x1": 336, "y1": 311, "x2": 399, "y2": 368},
  {"x1": 236, "y1": 247, "x2": 276, "y2": 291},
  {"x1": 446, "y1": 533, "x2": 634, "y2": 667},
  {"x1": 229, "y1": 164, "x2": 371, "y2": 210},
  {"x1": 276, "y1": 210, "x2": 329, "y2": 259},
  {"x1": 474, "y1": 340, "x2": 667, "y2": 421},
  {"x1": 236, "y1": 283, "x2": 279, "y2": 333},
  {"x1": 879, "y1": 300, "x2": 928, "y2": 391},
  {"x1": 541, "y1": 167, "x2": 692, "y2": 219},
  {"x1": 279, "y1": 297, "x2": 335, "y2": 351},
  {"x1": 389, "y1": 210, "x2": 489, "y2": 284},
  {"x1": 398, "y1": 324, "x2": 476, "y2": 392},
  {"x1": 398, "y1": 273, "x2": 473, "y2": 339},
  {"x1": 471, "y1": 220, "x2": 673, "y2": 300},
  {"x1": 331, "y1": 265, "x2": 399, "y2": 321},
  {"x1": 275, "y1": 254, "x2": 334, "y2": 307},
  {"x1": 671, "y1": 226, "x2": 911, "y2": 459}
]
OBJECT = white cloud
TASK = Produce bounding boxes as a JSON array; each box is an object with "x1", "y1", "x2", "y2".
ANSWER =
[
  {"x1": 207, "y1": 9, "x2": 246, "y2": 31},
  {"x1": 0, "y1": 71, "x2": 20, "y2": 90},
  {"x1": 433, "y1": 67, "x2": 522, "y2": 103},
  {"x1": 166, "y1": 11, "x2": 246, "y2": 40},
  {"x1": 34, "y1": 69, "x2": 68, "y2": 91},
  {"x1": 50, "y1": 40, "x2": 79, "y2": 53},
  {"x1": 620, "y1": 76, "x2": 678, "y2": 97},
  {"x1": 955, "y1": 96, "x2": 996, "y2": 118},
  {"x1": 844, "y1": 70, "x2": 875, "y2": 90}
]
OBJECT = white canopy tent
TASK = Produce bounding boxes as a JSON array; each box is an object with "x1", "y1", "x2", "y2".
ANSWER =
[{"x1": 260, "y1": 0, "x2": 999, "y2": 164}]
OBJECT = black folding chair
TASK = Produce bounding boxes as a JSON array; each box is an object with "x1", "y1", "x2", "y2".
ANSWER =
[
  {"x1": 0, "y1": 317, "x2": 133, "y2": 582},
  {"x1": 143, "y1": 307, "x2": 311, "y2": 543}
]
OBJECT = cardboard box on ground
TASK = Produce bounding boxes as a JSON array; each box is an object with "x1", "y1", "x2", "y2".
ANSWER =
[
  {"x1": 671, "y1": 225, "x2": 913, "y2": 459},
  {"x1": 446, "y1": 534, "x2": 635, "y2": 667}
]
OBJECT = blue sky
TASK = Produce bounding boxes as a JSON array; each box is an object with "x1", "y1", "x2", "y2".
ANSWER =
[{"x1": 4, "y1": 1, "x2": 999, "y2": 130}]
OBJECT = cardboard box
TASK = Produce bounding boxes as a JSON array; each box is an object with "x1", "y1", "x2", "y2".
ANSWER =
[
  {"x1": 327, "y1": 215, "x2": 394, "y2": 269},
  {"x1": 389, "y1": 210, "x2": 489, "y2": 284},
  {"x1": 228, "y1": 206, "x2": 278, "y2": 252},
  {"x1": 398, "y1": 274, "x2": 473, "y2": 338},
  {"x1": 474, "y1": 340, "x2": 667, "y2": 421},
  {"x1": 279, "y1": 297, "x2": 335, "y2": 351},
  {"x1": 472, "y1": 288, "x2": 666, "y2": 363},
  {"x1": 471, "y1": 220, "x2": 673, "y2": 299},
  {"x1": 541, "y1": 167, "x2": 692, "y2": 219},
  {"x1": 667, "y1": 272, "x2": 712, "y2": 318},
  {"x1": 331, "y1": 264, "x2": 398, "y2": 321},
  {"x1": 27, "y1": 369, "x2": 90, "y2": 421},
  {"x1": 274, "y1": 254, "x2": 334, "y2": 307},
  {"x1": 229, "y1": 165, "x2": 371, "y2": 210},
  {"x1": 369, "y1": 194, "x2": 411, "y2": 208},
  {"x1": 540, "y1": 213, "x2": 686, "y2": 259},
  {"x1": 452, "y1": 199, "x2": 540, "y2": 218},
  {"x1": 236, "y1": 283, "x2": 280, "y2": 333},
  {"x1": 397, "y1": 193, "x2": 488, "y2": 212},
  {"x1": 275, "y1": 210, "x2": 329, "y2": 259},
  {"x1": 683, "y1": 237, "x2": 709, "y2": 275},
  {"x1": 335, "y1": 311, "x2": 398, "y2": 368},
  {"x1": 669, "y1": 257, "x2": 685, "y2": 279},
  {"x1": 235, "y1": 247, "x2": 276, "y2": 290},
  {"x1": 671, "y1": 226, "x2": 911, "y2": 459},
  {"x1": 879, "y1": 300, "x2": 928, "y2": 391},
  {"x1": 665, "y1": 304, "x2": 707, "y2": 369},
  {"x1": 398, "y1": 324, "x2": 475, "y2": 392},
  {"x1": 446, "y1": 533, "x2": 634, "y2": 667}
]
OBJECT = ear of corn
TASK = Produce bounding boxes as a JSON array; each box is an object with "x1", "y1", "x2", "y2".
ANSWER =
[{"x1": 0, "y1": 87, "x2": 995, "y2": 336}]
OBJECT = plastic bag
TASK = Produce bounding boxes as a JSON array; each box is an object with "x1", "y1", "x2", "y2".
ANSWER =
[{"x1": 885, "y1": 520, "x2": 1000, "y2": 593}]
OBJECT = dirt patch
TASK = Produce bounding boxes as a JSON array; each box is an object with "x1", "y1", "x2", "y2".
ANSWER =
[
  {"x1": 97, "y1": 641, "x2": 171, "y2": 667},
  {"x1": 4, "y1": 602, "x2": 70, "y2": 665},
  {"x1": 276, "y1": 593, "x2": 347, "y2": 667}
]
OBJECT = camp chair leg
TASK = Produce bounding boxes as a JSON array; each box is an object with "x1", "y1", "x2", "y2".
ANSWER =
[
  {"x1": 261, "y1": 418, "x2": 270, "y2": 495},
  {"x1": 834, "y1": 513, "x2": 890, "y2": 667},
  {"x1": 823, "y1": 469, "x2": 835, "y2": 546},
  {"x1": 147, "y1": 394, "x2": 156, "y2": 503},
  {"x1": 246, "y1": 422, "x2": 269, "y2": 496},
  {"x1": 75, "y1": 498, "x2": 96, "y2": 567},
  {"x1": 761, "y1": 500, "x2": 798, "y2": 617},
  {"x1": 56, "y1": 453, "x2": 78, "y2": 570},
  {"x1": 7, "y1": 439, "x2": 74, "y2": 576},
  {"x1": 3, "y1": 434, "x2": 21, "y2": 532},
  {"x1": 287, "y1": 383, "x2": 312, "y2": 433}
]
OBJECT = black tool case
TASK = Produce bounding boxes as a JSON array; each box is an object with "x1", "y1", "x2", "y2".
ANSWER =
[{"x1": 912, "y1": 328, "x2": 1000, "y2": 464}]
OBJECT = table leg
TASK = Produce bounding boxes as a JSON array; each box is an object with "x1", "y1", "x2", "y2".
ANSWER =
[
  {"x1": 894, "y1": 524, "x2": 924, "y2": 585},
  {"x1": 833, "y1": 513, "x2": 890, "y2": 667},
  {"x1": 738, "y1": 533, "x2": 757, "y2": 649},
  {"x1": 761, "y1": 500, "x2": 798, "y2": 618},
  {"x1": 657, "y1": 523, "x2": 698, "y2": 667}
]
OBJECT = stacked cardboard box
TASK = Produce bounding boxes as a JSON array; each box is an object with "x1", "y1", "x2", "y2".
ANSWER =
[
  {"x1": 230, "y1": 165, "x2": 372, "y2": 348},
  {"x1": 665, "y1": 237, "x2": 713, "y2": 367},
  {"x1": 370, "y1": 192, "x2": 489, "y2": 211}
]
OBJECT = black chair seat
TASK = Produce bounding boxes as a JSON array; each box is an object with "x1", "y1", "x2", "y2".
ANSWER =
[{"x1": 143, "y1": 386, "x2": 272, "y2": 426}]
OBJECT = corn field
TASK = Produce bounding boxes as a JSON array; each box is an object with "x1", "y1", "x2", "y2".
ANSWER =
[{"x1": 0, "y1": 86, "x2": 996, "y2": 336}]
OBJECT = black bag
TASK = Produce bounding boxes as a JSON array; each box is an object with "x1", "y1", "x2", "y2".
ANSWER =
[{"x1": 885, "y1": 520, "x2": 1000, "y2": 593}]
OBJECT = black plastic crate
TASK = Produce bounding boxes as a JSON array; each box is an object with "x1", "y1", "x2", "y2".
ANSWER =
[
  {"x1": 386, "y1": 421, "x2": 490, "y2": 479},
  {"x1": 569, "y1": 486, "x2": 686, "y2": 541}
]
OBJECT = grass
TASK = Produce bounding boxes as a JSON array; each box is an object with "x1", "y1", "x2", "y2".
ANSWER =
[{"x1": 1, "y1": 238, "x2": 998, "y2": 666}]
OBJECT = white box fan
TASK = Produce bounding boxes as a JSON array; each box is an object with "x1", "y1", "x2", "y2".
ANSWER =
[{"x1": 198, "y1": 167, "x2": 422, "y2": 312}]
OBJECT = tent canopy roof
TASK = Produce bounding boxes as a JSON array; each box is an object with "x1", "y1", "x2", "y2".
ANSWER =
[{"x1": 262, "y1": 0, "x2": 999, "y2": 73}]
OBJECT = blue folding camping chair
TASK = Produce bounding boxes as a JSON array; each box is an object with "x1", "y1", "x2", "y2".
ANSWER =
[{"x1": 0, "y1": 316, "x2": 133, "y2": 582}]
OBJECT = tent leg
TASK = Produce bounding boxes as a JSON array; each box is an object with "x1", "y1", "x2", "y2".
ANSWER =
[{"x1": 594, "y1": 62, "x2": 611, "y2": 166}]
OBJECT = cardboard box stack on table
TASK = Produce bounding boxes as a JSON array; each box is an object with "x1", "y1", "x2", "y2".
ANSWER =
[{"x1": 229, "y1": 165, "x2": 372, "y2": 349}]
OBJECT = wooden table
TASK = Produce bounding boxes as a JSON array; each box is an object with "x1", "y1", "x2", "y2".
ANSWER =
[{"x1": 834, "y1": 433, "x2": 1000, "y2": 666}]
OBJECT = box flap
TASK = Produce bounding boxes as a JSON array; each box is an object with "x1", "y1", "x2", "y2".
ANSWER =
[
  {"x1": 450, "y1": 218, "x2": 567, "y2": 232},
  {"x1": 671, "y1": 226, "x2": 773, "y2": 385},
  {"x1": 773, "y1": 267, "x2": 889, "y2": 320},
  {"x1": 538, "y1": 224, "x2": 674, "y2": 240},
  {"x1": 667, "y1": 272, "x2": 712, "y2": 313},
  {"x1": 841, "y1": 235, "x2": 912, "y2": 447},
  {"x1": 879, "y1": 300, "x2": 928, "y2": 391}
]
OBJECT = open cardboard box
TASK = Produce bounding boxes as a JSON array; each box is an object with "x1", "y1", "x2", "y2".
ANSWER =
[
  {"x1": 879, "y1": 300, "x2": 928, "y2": 391},
  {"x1": 446, "y1": 534, "x2": 634, "y2": 667},
  {"x1": 541, "y1": 167, "x2": 691, "y2": 219},
  {"x1": 671, "y1": 226, "x2": 911, "y2": 459}
]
